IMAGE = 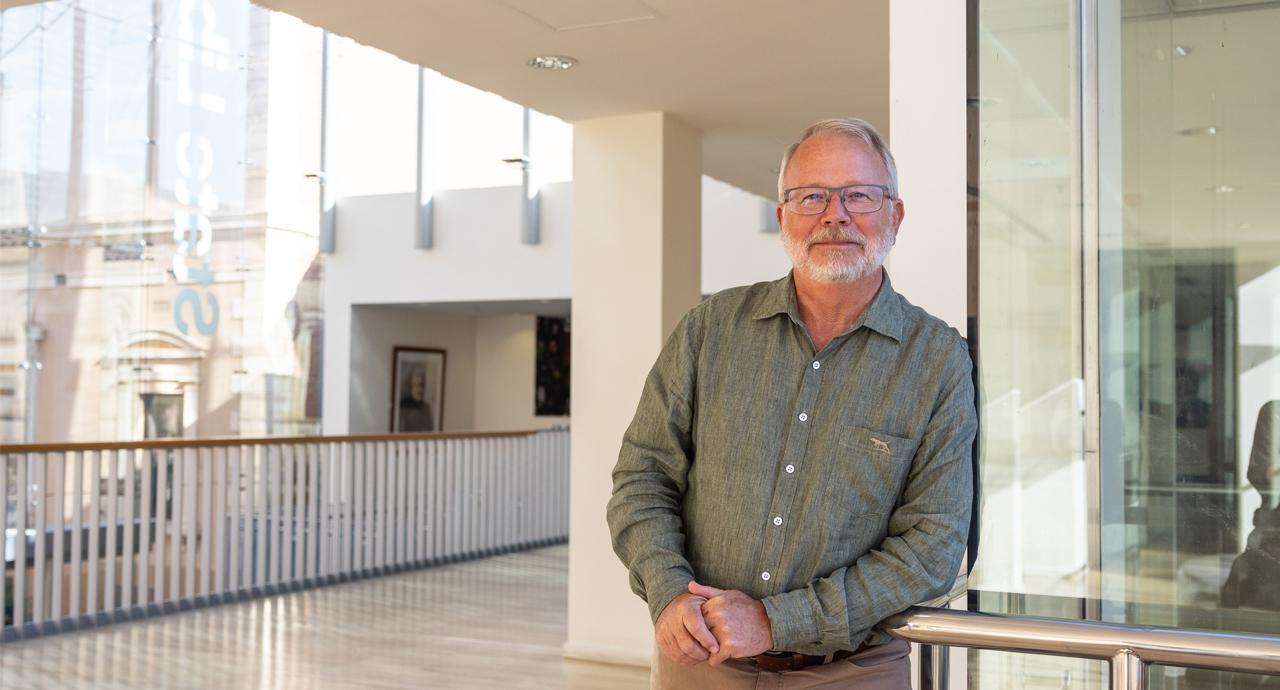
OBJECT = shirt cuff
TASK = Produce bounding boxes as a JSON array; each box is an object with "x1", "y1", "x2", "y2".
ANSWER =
[
  {"x1": 644, "y1": 569, "x2": 696, "y2": 624},
  {"x1": 761, "y1": 588, "x2": 820, "y2": 651}
]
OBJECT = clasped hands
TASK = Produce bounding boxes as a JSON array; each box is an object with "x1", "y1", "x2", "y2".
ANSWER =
[{"x1": 655, "y1": 581, "x2": 774, "y2": 666}]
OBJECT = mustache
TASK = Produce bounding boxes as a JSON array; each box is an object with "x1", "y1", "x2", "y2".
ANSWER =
[{"x1": 805, "y1": 229, "x2": 869, "y2": 247}]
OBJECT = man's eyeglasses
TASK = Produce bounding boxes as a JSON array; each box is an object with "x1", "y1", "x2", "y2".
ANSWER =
[{"x1": 781, "y1": 184, "x2": 894, "y2": 215}]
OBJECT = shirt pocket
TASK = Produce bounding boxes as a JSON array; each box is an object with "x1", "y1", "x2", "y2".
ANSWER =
[{"x1": 827, "y1": 426, "x2": 920, "y2": 519}]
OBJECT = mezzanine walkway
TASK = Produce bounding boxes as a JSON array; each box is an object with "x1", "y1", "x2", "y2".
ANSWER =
[{"x1": 0, "y1": 545, "x2": 648, "y2": 689}]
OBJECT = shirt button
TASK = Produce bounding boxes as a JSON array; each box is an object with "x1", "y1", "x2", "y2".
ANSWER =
[
  {"x1": 812, "y1": 361, "x2": 821, "y2": 370},
  {"x1": 785, "y1": 464, "x2": 795, "y2": 474},
  {"x1": 761, "y1": 571, "x2": 771, "y2": 582},
  {"x1": 772, "y1": 516, "x2": 783, "y2": 526},
  {"x1": 798, "y1": 412, "x2": 808, "y2": 422}
]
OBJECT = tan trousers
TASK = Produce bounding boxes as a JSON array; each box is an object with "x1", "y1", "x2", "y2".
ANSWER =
[{"x1": 651, "y1": 639, "x2": 911, "y2": 689}]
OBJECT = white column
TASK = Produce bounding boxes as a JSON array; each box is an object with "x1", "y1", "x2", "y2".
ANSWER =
[
  {"x1": 887, "y1": 0, "x2": 969, "y2": 335},
  {"x1": 565, "y1": 112, "x2": 701, "y2": 666},
  {"x1": 321, "y1": 298, "x2": 351, "y2": 435}
]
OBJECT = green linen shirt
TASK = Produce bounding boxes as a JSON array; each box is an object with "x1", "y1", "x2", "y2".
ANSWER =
[{"x1": 606, "y1": 270, "x2": 976, "y2": 655}]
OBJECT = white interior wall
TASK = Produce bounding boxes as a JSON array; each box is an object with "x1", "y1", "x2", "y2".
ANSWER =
[
  {"x1": 473, "y1": 314, "x2": 569, "y2": 431},
  {"x1": 324, "y1": 176, "x2": 786, "y2": 434},
  {"x1": 886, "y1": 0, "x2": 969, "y2": 334},
  {"x1": 701, "y1": 176, "x2": 793, "y2": 294},
  {"x1": 347, "y1": 305, "x2": 477, "y2": 433}
]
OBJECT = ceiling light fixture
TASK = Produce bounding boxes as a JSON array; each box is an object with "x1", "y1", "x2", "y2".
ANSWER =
[
  {"x1": 1173, "y1": 45, "x2": 1193, "y2": 57},
  {"x1": 1177, "y1": 126, "x2": 1218, "y2": 136},
  {"x1": 527, "y1": 55, "x2": 578, "y2": 71},
  {"x1": 1209, "y1": 185, "x2": 1238, "y2": 193}
]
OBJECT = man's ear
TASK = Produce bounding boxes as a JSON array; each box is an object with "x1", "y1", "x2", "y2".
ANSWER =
[
  {"x1": 776, "y1": 203, "x2": 784, "y2": 228},
  {"x1": 891, "y1": 197, "x2": 905, "y2": 243}
]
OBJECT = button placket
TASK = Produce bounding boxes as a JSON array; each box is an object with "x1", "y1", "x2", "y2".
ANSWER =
[{"x1": 760, "y1": 351, "x2": 826, "y2": 597}]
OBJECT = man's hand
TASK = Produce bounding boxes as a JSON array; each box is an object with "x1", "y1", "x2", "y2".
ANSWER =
[
  {"x1": 688, "y1": 581, "x2": 774, "y2": 666},
  {"x1": 655, "y1": 591, "x2": 720, "y2": 665}
]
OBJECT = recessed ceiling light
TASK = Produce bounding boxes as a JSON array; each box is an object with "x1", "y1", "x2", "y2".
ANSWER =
[
  {"x1": 1173, "y1": 45, "x2": 1193, "y2": 57},
  {"x1": 1209, "y1": 185, "x2": 1238, "y2": 193},
  {"x1": 1177, "y1": 126, "x2": 1218, "y2": 136},
  {"x1": 527, "y1": 55, "x2": 577, "y2": 71}
]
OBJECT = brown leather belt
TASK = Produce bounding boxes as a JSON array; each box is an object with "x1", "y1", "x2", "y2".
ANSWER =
[{"x1": 750, "y1": 643, "x2": 867, "y2": 672}]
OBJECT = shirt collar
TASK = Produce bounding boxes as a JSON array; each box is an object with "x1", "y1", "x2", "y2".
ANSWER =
[{"x1": 752, "y1": 269, "x2": 905, "y2": 342}]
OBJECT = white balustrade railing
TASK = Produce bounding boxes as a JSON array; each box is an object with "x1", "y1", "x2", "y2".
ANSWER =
[{"x1": 0, "y1": 428, "x2": 569, "y2": 640}]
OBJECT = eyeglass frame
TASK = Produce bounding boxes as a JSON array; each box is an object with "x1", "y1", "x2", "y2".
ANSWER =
[{"x1": 780, "y1": 184, "x2": 896, "y2": 215}]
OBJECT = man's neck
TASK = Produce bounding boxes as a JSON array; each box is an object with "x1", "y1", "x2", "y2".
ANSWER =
[{"x1": 792, "y1": 269, "x2": 883, "y2": 352}]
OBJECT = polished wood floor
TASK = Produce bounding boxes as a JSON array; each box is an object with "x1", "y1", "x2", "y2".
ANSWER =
[{"x1": 0, "y1": 545, "x2": 650, "y2": 689}]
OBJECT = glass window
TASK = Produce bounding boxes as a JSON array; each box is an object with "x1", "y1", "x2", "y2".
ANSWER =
[
  {"x1": 0, "y1": 0, "x2": 325, "y2": 443},
  {"x1": 1098, "y1": 0, "x2": 1280, "y2": 670}
]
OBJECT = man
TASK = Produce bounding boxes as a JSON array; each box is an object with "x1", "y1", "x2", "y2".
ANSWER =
[{"x1": 606, "y1": 118, "x2": 976, "y2": 688}]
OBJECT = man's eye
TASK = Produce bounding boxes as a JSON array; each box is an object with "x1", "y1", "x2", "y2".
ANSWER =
[
  {"x1": 845, "y1": 191, "x2": 871, "y2": 202},
  {"x1": 801, "y1": 192, "x2": 826, "y2": 203}
]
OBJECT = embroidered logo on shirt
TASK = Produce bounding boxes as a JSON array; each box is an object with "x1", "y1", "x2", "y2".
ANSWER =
[{"x1": 870, "y1": 438, "x2": 891, "y2": 454}]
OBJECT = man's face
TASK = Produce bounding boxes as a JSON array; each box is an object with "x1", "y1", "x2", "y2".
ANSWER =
[{"x1": 777, "y1": 134, "x2": 904, "y2": 283}]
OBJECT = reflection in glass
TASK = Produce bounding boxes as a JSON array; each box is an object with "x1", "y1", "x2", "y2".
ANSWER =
[
  {"x1": 1100, "y1": 8, "x2": 1280, "y2": 678},
  {"x1": 0, "y1": 0, "x2": 325, "y2": 443}
]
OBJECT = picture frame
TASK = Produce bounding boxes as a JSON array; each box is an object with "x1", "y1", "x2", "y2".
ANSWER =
[{"x1": 390, "y1": 346, "x2": 445, "y2": 432}]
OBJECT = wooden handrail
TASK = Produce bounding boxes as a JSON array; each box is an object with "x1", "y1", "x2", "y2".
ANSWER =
[{"x1": 0, "y1": 429, "x2": 554, "y2": 454}]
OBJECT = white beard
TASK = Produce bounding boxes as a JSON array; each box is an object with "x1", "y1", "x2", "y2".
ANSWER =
[{"x1": 782, "y1": 225, "x2": 892, "y2": 283}]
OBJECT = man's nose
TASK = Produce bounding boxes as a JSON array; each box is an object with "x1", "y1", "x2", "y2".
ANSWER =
[{"x1": 820, "y1": 193, "x2": 851, "y2": 224}]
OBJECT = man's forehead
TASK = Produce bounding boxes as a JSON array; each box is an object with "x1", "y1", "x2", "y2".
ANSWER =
[{"x1": 784, "y1": 134, "x2": 886, "y2": 181}]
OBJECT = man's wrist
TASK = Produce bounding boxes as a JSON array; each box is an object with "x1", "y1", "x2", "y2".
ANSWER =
[{"x1": 761, "y1": 589, "x2": 820, "y2": 651}]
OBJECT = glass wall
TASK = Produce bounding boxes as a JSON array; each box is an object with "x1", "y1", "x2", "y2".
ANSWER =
[
  {"x1": 0, "y1": 0, "x2": 573, "y2": 444},
  {"x1": 973, "y1": 0, "x2": 1280, "y2": 687}
]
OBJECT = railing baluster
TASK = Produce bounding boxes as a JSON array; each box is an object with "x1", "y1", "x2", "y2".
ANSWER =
[
  {"x1": 13, "y1": 453, "x2": 28, "y2": 628},
  {"x1": 463, "y1": 438, "x2": 474, "y2": 557},
  {"x1": 212, "y1": 447, "x2": 226, "y2": 600},
  {"x1": 376, "y1": 441, "x2": 387, "y2": 572},
  {"x1": 0, "y1": 454, "x2": 8, "y2": 635},
  {"x1": 308, "y1": 443, "x2": 320, "y2": 582},
  {"x1": 153, "y1": 449, "x2": 168, "y2": 606},
  {"x1": 51, "y1": 452, "x2": 66, "y2": 625},
  {"x1": 86, "y1": 450, "x2": 101, "y2": 618},
  {"x1": 342, "y1": 443, "x2": 354, "y2": 576},
  {"x1": 412, "y1": 441, "x2": 424, "y2": 564},
  {"x1": 32, "y1": 453, "x2": 48, "y2": 627},
  {"x1": 138, "y1": 450, "x2": 152, "y2": 611},
  {"x1": 266, "y1": 444, "x2": 279, "y2": 588},
  {"x1": 228, "y1": 446, "x2": 242, "y2": 594},
  {"x1": 395, "y1": 441, "x2": 407, "y2": 567},
  {"x1": 122, "y1": 449, "x2": 137, "y2": 614},
  {"x1": 168, "y1": 447, "x2": 183, "y2": 607},
  {"x1": 282, "y1": 444, "x2": 295, "y2": 585},
  {"x1": 355, "y1": 442, "x2": 367, "y2": 573},
  {"x1": 181, "y1": 447, "x2": 196, "y2": 604},
  {"x1": 366, "y1": 442, "x2": 376, "y2": 572},
  {"x1": 445, "y1": 439, "x2": 456, "y2": 559},
  {"x1": 199, "y1": 447, "x2": 212, "y2": 600},
  {"x1": 479, "y1": 439, "x2": 490, "y2": 556},
  {"x1": 424, "y1": 440, "x2": 440, "y2": 563},
  {"x1": 254, "y1": 445, "x2": 267, "y2": 592},
  {"x1": 104, "y1": 449, "x2": 121, "y2": 617},
  {"x1": 315, "y1": 444, "x2": 327, "y2": 580},
  {"x1": 384, "y1": 442, "x2": 396, "y2": 570}
]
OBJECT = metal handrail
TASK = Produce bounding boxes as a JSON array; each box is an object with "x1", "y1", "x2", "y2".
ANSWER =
[{"x1": 883, "y1": 606, "x2": 1280, "y2": 689}]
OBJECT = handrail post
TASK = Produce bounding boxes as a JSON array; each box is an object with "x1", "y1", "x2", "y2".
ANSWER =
[
  {"x1": 1111, "y1": 649, "x2": 1146, "y2": 690},
  {"x1": 919, "y1": 644, "x2": 949, "y2": 690}
]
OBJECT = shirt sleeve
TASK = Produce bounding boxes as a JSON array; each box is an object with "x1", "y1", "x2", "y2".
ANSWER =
[
  {"x1": 761, "y1": 336, "x2": 977, "y2": 651},
  {"x1": 606, "y1": 310, "x2": 702, "y2": 623}
]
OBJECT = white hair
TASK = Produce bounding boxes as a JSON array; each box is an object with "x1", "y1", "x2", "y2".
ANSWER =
[{"x1": 777, "y1": 118, "x2": 899, "y2": 201}]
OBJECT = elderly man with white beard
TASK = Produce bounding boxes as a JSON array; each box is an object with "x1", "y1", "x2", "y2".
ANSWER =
[{"x1": 606, "y1": 118, "x2": 977, "y2": 688}]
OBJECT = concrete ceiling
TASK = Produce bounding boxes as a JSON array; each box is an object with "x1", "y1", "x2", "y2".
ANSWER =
[{"x1": 251, "y1": 0, "x2": 890, "y2": 200}]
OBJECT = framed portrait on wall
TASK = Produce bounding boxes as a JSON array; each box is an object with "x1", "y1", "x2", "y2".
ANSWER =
[{"x1": 390, "y1": 347, "x2": 445, "y2": 432}]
